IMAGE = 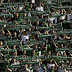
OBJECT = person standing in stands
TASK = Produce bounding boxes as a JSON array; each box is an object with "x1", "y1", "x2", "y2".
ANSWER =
[
  {"x1": 36, "y1": 2, "x2": 44, "y2": 11},
  {"x1": 57, "y1": 63, "x2": 66, "y2": 72},
  {"x1": 21, "y1": 30, "x2": 29, "y2": 45}
]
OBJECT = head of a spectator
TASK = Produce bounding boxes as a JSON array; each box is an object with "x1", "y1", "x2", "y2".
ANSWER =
[
  {"x1": 65, "y1": 60, "x2": 69, "y2": 65},
  {"x1": 60, "y1": 44, "x2": 64, "y2": 48},
  {"x1": 5, "y1": 45, "x2": 8, "y2": 49},
  {"x1": 36, "y1": 21, "x2": 39, "y2": 26},
  {"x1": 29, "y1": 64, "x2": 32, "y2": 67},
  {"x1": 32, "y1": 49, "x2": 35, "y2": 55},
  {"x1": 61, "y1": 63, "x2": 64, "y2": 68},
  {"x1": 0, "y1": 41, "x2": 3, "y2": 46},
  {"x1": 48, "y1": 51, "x2": 51, "y2": 55},
  {"x1": 15, "y1": 13, "x2": 19, "y2": 18},
  {"x1": 1, "y1": 31, "x2": 5, "y2": 36},
  {"x1": 10, "y1": 58, "x2": 16, "y2": 64},
  {"x1": 12, "y1": 45, "x2": 16, "y2": 49},
  {"x1": 50, "y1": 59, "x2": 53, "y2": 64},
  {"x1": 13, "y1": 32, "x2": 17, "y2": 36},
  {"x1": 48, "y1": 22, "x2": 51, "y2": 27},
  {"x1": 39, "y1": 3, "x2": 41, "y2": 7},
  {"x1": 24, "y1": 31, "x2": 27, "y2": 35},
  {"x1": 25, "y1": 64, "x2": 28, "y2": 69},
  {"x1": 63, "y1": 52, "x2": 67, "y2": 57},
  {"x1": 29, "y1": 3, "x2": 33, "y2": 9},
  {"x1": 13, "y1": 51, "x2": 17, "y2": 56},
  {"x1": 23, "y1": 50, "x2": 26, "y2": 55},
  {"x1": 40, "y1": 14, "x2": 43, "y2": 19},
  {"x1": 60, "y1": 9, "x2": 63, "y2": 14},
  {"x1": 50, "y1": 7, "x2": 55, "y2": 12},
  {"x1": 56, "y1": 52, "x2": 60, "y2": 56}
]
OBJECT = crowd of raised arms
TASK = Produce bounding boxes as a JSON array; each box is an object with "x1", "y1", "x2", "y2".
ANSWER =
[{"x1": 0, "y1": 0, "x2": 72, "y2": 72}]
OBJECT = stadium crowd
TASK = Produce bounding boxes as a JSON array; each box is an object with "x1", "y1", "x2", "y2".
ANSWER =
[{"x1": 0, "y1": 0, "x2": 72, "y2": 72}]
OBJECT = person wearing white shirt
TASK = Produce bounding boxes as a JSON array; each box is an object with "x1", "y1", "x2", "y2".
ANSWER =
[
  {"x1": 36, "y1": 3, "x2": 44, "y2": 11},
  {"x1": 47, "y1": 60, "x2": 55, "y2": 69},
  {"x1": 21, "y1": 31, "x2": 29, "y2": 44}
]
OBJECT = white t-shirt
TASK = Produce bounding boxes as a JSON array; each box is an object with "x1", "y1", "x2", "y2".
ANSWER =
[
  {"x1": 21, "y1": 35, "x2": 29, "y2": 44},
  {"x1": 31, "y1": 0, "x2": 35, "y2": 3},
  {"x1": 36, "y1": 6, "x2": 44, "y2": 11},
  {"x1": 19, "y1": 7, "x2": 23, "y2": 10},
  {"x1": 67, "y1": 14, "x2": 72, "y2": 21},
  {"x1": 49, "y1": 17, "x2": 57, "y2": 23},
  {"x1": 60, "y1": 15, "x2": 65, "y2": 20},
  {"x1": 47, "y1": 63, "x2": 55, "y2": 69}
]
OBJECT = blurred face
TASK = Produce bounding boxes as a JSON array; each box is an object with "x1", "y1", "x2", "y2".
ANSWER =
[
  {"x1": 48, "y1": 51, "x2": 51, "y2": 55},
  {"x1": 61, "y1": 64, "x2": 64, "y2": 68},
  {"x1": 13, "y1": 58, "x2": 16, "y2": 63},
  {"x1": 29, "y1": 64, "x2": 32, "y2": 67},
  {"x1": 50, "y1": 60, "x2": 52, "y2": 64},
  {"x1": 13, "y1": 52, "x2": 17, "y2": 56},
  {"x1": 23, "y1": 51, "x2": 26, "y2": 54},
  {"x1": 39, "y1": 3, "x2": 41, "y2": 7},
  {"x1": 30, "y1": 4, "x2": 33, "y2": 8},
  {"x1": 5, "y1": 45, "x2": 8, "y2": 49},
  {"x1": 66, "y1": 60, "x2": 69, "y2": 64},
  {"x1": 13, "y1": 45, "x2": 16, "y2": 49},
  {"x1": 32, "y1": 50, "x2": 35, "y2": 54},
  {"x1": 36, "y1": 21, "x2": 39, "y2": 25},
  {"x1": 14, "y1": 32, "x2": 17, "y2": 36},
  {"x1": 60, "y1": 44, "x2": 63, "y2": 48},
  {"x1": 41, "y1": 14, "x2": 43, "y2": 18},
  {"x1": 25, "y1": 64, "x2": 28, "y2": 68},
  {"x1": 35, "y1": 45, "x2": 38, "y2": 48},
  {"x1": 15, "y1": 13, "x2": 19, "y2": 18},
  {"x1": 44, "y1": 31, "x2": 47, "y2": 34},
  {"x1": 56, "y1": 53, "x2": 59, "y2": 56},
  {"x1": 0, "y1": 41, "x2": 3, "y2": 45},
  {"x1": 60, "y1": 9, "x2": 63, "y2": 14},
  {"x1": 2, "y1": 31, "x2": 5, "y2": 35}
]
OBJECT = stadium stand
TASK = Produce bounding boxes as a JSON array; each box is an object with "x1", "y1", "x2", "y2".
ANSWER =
[{"x1": 0, "y1": 0, "x2": 72, "y2": 72}]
